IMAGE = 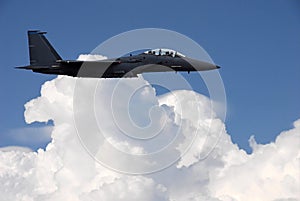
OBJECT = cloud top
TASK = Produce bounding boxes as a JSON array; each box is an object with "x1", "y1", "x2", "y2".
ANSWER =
[{"x1": 0, "y1": 57, "x2": 299, "y2": 200}]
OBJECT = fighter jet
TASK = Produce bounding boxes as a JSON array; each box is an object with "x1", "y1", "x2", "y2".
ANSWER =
[{"x1": 16, "y1": 31, "x2": 220, "y2": 78}]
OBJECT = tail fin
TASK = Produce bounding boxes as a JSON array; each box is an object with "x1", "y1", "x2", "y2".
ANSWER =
[{"x1": 28, "y1": 30, "x2": 62, "y2": 66}]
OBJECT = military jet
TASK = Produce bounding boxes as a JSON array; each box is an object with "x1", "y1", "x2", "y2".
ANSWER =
[{"x1": 16, "y1": 31, "x2": 220, "y2": 78}]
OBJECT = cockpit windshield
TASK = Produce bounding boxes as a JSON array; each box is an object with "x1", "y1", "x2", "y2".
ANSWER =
[{"x1": 143, "y1": 48, "x2": 186, "y2": 58}]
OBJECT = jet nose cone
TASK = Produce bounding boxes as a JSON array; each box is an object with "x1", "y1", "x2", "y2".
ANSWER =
[{"x1": 184, "y1": 57, "x2": 220, "y2": 71}]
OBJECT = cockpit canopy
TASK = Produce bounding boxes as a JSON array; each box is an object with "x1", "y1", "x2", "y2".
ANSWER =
[{"x1": 143, "y1": 48, "x2": 186, "y2": 58}]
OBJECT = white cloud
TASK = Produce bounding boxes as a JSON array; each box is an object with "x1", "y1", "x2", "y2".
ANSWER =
[
  {"x1": 0, "y1": 55, "x2": 299, "y2": 201},
  {"x1": 208, "y1": 120, "x2": 300, "y2": 201},
  {"x1": 0, "y1": 146, "x2": 32, "y2": 153},
  {"x1": 77, "y1": 54, "x2": 108, "y2": 61}
]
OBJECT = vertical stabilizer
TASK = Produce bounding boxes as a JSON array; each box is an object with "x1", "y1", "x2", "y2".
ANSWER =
[{"x1": 28, "y1": 30, "x2": 62, "y2": 66}]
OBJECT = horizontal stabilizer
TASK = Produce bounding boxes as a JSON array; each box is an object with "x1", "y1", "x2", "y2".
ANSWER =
[{"x1": 15, "y1": 66, "x2": 31, "y2": 70}]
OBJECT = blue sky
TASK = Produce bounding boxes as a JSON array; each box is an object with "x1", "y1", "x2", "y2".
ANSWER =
[{"x1": 0, "y1": 0, "x2": 299, "y2": 152}]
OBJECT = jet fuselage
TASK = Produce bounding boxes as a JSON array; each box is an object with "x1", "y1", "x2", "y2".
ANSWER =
[{"x1": 17, "y1": 31, "x2": 220, "y2": 78}]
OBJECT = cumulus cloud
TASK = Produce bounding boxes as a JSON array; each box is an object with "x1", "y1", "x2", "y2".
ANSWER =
[{"x1": 0, "y1": 55, "x2": 299, "y2": 201}]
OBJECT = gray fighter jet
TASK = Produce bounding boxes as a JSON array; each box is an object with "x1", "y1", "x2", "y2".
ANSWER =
[{"x1": 17, "y1": 31, "x2": 220, "y2": 78}]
